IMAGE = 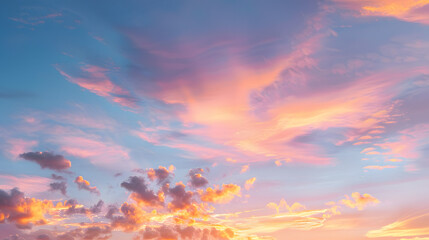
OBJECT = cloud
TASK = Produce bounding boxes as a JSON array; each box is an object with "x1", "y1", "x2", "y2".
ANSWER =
[
  {"x1": 266, "y1": 199, "x2": 305, "y2": 214},
  {"x1": 333, "y1": 0, "x2": 429, "y2": 25},
  {"x1": 62, "y1": 199, "x2": 104, "y2": 216},
  {"x1": 367, "y1": 213, "x2": 429, "y2": 238},
  {"x1": 364, "y1": 165, "x2": 397, "y2": 170},
  {"x1": 108, "y1": 202, "x2": 149, "y2": 232},
  {"x1": 121, "y1": 176, "x2": 164, "y2": 207},
  {"x1": 245, "y1": 177, "x2": 256, "y2": 190},
  {"x1": 240, "y1": 165, "x2": 249, "y2": 173},
  {"x1": 56, "y1": 65, "x2": 139, "y2": 108},
  {"x1": 4, "y1": 139, "x2": 37, "y2": 159},
  {"x1": 146, "y1": 165, "x2": 175, "y2": 184},
  {"x1": 136, "y1": 225, "x2": 235, "y2": 240},
  {"x1": 188, "y1": 168, "x2": 209, "y2": 188},
  {"x1": 165, "y1": 182, "x2": 194, "y2": 212},
  {"x1": 51, "y1": 174, "x2": 65, "y2": 181},
  {"x1": 49, "y1": 182, "x2": 67, "y2": 196},
  {"x1": 340, "y1": 192, "x2": 379, "y2": 210},
  {"x1": 0, "y1": 175, "x2": 50, "y2": 195},
  {"x1": 199, "y1": 184, "x2": 241, "y2": 204},
  {"x1": 56, "y1": 225, "x2": 111, "y2": 240},
  {"x1": 74, "y1": 176, "x2": 100, "y2": 195},
  {"x1": 0, "y1": 188, "x2": 52, "y2": 229},
  {"x1": 18, "y1": 152, "x2": 71, "y2": 171}
]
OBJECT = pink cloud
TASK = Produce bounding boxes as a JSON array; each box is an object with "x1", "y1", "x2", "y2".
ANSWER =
[
  {"x1": 5, "y1": 138, "x2": 38, "y2": 159},
  {"x1": 56, "y1": 65, "x2": 138, "y2": 108},
  {"x1": 0, "y1": 174, "x2": 50, "y2": 195}
]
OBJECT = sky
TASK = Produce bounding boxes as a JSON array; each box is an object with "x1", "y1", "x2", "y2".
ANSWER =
[{"x1": 1, "y1": 0, "x2": 429, "y2": 239}]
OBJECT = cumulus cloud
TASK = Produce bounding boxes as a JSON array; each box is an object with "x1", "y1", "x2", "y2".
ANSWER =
[
  {"x1": 49, "y1": 181, "x2": 67, "y2": 196},
  {"x1": 266, "y1": 199, "x2": 305, "y2": 214},
  {"x1": 199, "y1": 184, "x2": 241, "y2": 204},
  {"x1": 19, "y1": 152, "x2": 71, "y2": 171},
  {"x1": 146, "y1": 165, "x2": 174, "y2": 184},
  {"x1": 62, "y1": 199, "x2": 104, "y2": 216},
  {"x1": 74, "y1": 176, "x2": 100, "y2": 195},
  {"x1": 121, "y1": 176, "x2": 164, "y2": 207},
  {"x1": 166, "y1": 182, "x2": 193, "y2": 212},
  {"x1": 108, "y1": 202, "x2": 149, "y2": 232},
  {"x1": 340, "y1": 192, "x2": 379, "y2": 210},
  {"x1": 0, "y1": 188, "x2": 52, "y2": 229},
  {"x1": 188, "y1": 168, "x2": 208, "y2": 188}
]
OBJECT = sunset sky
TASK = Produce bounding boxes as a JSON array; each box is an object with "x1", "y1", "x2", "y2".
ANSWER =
[{"x1": 1, "y1": 1, "x2": 429, "y2": 239}]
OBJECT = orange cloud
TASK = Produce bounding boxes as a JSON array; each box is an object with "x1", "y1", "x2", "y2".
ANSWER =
[
  {"x1": 266, "y1": 199, "x2": 305, "y2": 214},
  {"x1": 245, "y1": 177, "x2": 256, "y2": 190},
  {"x1": 240, "y1": 165, "x2": 249, "y2": 173},
  {"x1": 0, "y1": 188, "x2": 53, "y2": 229},
  {"x1": 333, "y1": 0, "x2": 429, "y2": 25},
  {"x1": 367, "y1": 213, "x2": 429, "y2": 238},
  {"x1": 74, "y1": 176, "x2": 100, "y2": 195},
  {"x1": 147, "y1": 165, "x2": 175, "y2": 184},
  {"x1": 340, "y1": 192, "x2": 379, "y2": 210},
  {"x1": 199, "y1": 184, "x2": 241, "y2": 204}
]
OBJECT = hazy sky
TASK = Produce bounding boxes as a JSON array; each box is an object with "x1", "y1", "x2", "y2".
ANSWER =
[{"x1": 1, "y1": 1, "x2": 429, "y2": 240}]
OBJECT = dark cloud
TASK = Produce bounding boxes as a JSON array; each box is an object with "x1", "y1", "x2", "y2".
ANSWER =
[
  {"x1": 63, "y1": 199, "x2": 103, "y2": 216},
  {"x1": 166, "y1": 183, "x2": 193, "y2": 211},
  {"x1": 19, "y1": 152, "x2": 71, "y2": 171},
  {"x1": 0, "y1": 188, "x2": 50, "y2": 229},
  {"x1": 49, "y1": 181, "x2": 67, "y2": 196},
  {"x1": 108, "y1": 203, "x2": 148, "y2": 232},
  {"x1": 51, "y1": 174, "x2": 65, "y2": 180},
  {"x1": 36, "y1": 234, "x2": 50, "y2": 240},
  {"x1": 89, "y1": 200, "x2": 104, "y2": 214},
  {"x1": 146, "y1": 166, "x2": 173, "y2": 184},
  {"x1": 189, "y1": 168, "x2": 208, "y2": 188},
  {"x1": 121, "y1": 176, "x2": 164, "y2": 207},
  {"x1": 74, "y1": 176, "x2": 100, "y2": 195}
]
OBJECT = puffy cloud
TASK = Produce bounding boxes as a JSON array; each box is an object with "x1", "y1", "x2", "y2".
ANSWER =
[
  {"x1": 166, "y1": 183, "x2": 193, "y2": 212},
  {"x1": 62, "y1": 199, "x2": 103, "y2": 216},
  {"x1": 49, "y1": 181, "x2": 67, "y2": 196},
  {"x1": 266, "y1": 199, "x2": 305, "y2": 214},
  {"x1": 244, "y1": 177, "x2": 256, "y2": 191},
  {"x1": 121, "y1": 176, "x2": 164, "y2": 207},
  {"x1": 19, "y1": 152, "x2": 71, "y2": 171},
  {"x1": 109, "y1": 202, "x2": 149, "y2": 232},
  {"x1": 340, "y1": 192, "x2": 379, "y2": 210},
  {"x1": 188, "y1": 168, "x2": 208, "y2": 188},
  {"x1": 367, "y1": 213, "x2": 429, "y2": 238},
  {"x1": 74, "y1": 176, "x2": 100, "y2": 195},
  {"x1": 146, "y1": 165, "x2": 175, "y2": 184},
  {"x1": 199, "y1": 184, "x2": 241, "y2": 204},
  {"x1": 0, "y1": 188, "x2": 52, "y2": 229}
]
